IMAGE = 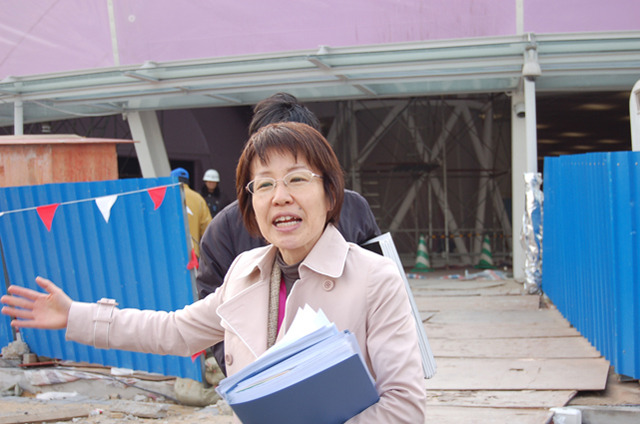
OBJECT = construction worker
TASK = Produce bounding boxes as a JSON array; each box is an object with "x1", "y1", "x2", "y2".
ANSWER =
[
  {"x1": 171, "y1": 167, "x2": 211, "y2": 258},
  {"x1": 201, "y1": 168, "x2": 230, "y2": 218}
]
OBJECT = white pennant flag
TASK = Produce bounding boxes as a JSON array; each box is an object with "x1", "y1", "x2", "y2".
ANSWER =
[
  {"x1": 95, "y1": 195, "x2": 118, "y2": 222},
  {"x1": 186, "y1": 205, "x2": 194, "y2": 216}
]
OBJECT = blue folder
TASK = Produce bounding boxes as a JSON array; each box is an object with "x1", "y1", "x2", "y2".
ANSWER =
[{"x1": 217, "y1": 326, "x2": 379, "y2": 423}]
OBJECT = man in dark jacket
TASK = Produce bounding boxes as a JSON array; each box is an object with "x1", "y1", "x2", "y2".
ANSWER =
[{"x1": 197, "y1": 93, "x2": 381, "y2": 374}]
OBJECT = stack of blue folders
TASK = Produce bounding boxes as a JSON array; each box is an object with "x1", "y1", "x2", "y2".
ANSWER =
[{"x1": 216, "y1": 306, "x2": 379, "y2": 424}]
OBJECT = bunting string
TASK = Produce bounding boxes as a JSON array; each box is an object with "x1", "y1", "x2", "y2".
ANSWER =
[{"x1": 0, "y1": 183, "x2": 180, "y2": 231}]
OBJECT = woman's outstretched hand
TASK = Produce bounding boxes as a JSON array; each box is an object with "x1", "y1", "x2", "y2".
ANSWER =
[{"x1": 0, "y1": 276, "x2": 72, "y2": 330}]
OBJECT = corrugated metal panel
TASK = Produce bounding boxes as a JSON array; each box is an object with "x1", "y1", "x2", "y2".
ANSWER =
[
  {"x1": 543, "y1": 151, "x2": 639, "y2": 379},
  {"x1": 0, "y1": 177, "x2": 204, "y2": 381}
]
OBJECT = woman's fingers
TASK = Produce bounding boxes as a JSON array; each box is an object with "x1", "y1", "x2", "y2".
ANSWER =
[
  {"x1": 35, "y1": 276, "x2": 58, "y2": 293},
  {"x1": 0, "y1": 293, "x2": 34, "y2": 310},
  {"x1": 4, "y1": 277, "x2": 59, "y2": 300},
  {"x1": 1, "y1": 290, "x2": 37, "y2": 327},
  {"x1": 1, "y1": 305, "x2": 33, "y2": 320},
  {"x1": 1, "y1": 277, "x2": 72, "y2": 330},
  {"x1": 6, "y1": 285, "x2": 40, "y2": 301}
]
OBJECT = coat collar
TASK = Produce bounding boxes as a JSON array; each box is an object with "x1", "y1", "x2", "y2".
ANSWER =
[
  {"x1": 300, "y1": 224, "x2": 349, "y2": 278},
  {"x1": 230, "y1": 223, "x2": 349, "y2": 280}
]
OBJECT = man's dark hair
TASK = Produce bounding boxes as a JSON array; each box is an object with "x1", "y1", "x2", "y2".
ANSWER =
[{"x1": 248, "y1": 92, "x2": 321, "y2": 136}]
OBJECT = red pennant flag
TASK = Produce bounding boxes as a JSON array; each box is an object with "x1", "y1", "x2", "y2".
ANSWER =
[
  {"x1": 36, "y1": 204, "x2": 60, "y2": 231},
  {"x1": 147, "y1": 186, "x2": 167, "y2": 210},
  {"x1": 191, "y1": 349, "x2": 206, "y2": 362},
  {"x1": 186, "y1": 248, "x2": 199, "y2": 270}
]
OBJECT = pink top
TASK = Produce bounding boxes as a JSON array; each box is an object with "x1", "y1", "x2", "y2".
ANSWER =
[{"x1": 277, "y1": 278, "x2": 286, "y2": 332}]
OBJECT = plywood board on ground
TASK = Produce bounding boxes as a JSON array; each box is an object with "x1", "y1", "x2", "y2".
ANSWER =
[
  {"x1": 413, "y1": 287, "x2": 524, "y2": 296},
  {"x1": 428, "y1": 336, "x2": 602, "y2": 358},
  {"x1": 424, "y1": 405, "x2": 554, "y2": 424},
  {"x1": 424, "y1": 322, "x2": 581, "y2": 339},
  {"x1": 426, "y1": 389, "x2": 576, "y2": 408},
  {"x1": 410, "y1": 279, "x2": 525, "y2": 296},
  {"x1": 424, "y1": 357, "x2": 610, "y2": 391},
  {"x1": 425, "y1": 309, "x2": 572, "y2": 326},
  {"x1": 414, "y1": 294, "x2": 540, "y2": 311},
  {"x1": 410, "y1": 279, "x2": 506, "y2": 290},
  {"x1": 0, "y1": 406, "x2": 89, "y2": 424}
]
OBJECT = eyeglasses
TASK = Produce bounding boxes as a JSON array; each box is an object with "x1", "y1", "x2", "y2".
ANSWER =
[{"x1": 246, "y1": 170, "x2": 322, "y2": 195}]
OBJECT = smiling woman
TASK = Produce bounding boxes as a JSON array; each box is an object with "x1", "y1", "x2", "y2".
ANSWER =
[{"x1": 1, "y1": 122, "x2": 426, "y2": 424}]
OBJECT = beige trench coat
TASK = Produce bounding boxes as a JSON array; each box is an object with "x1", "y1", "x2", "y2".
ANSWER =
[{"x1": 67, "y1": 224, "x2": 426, "y2": 423}]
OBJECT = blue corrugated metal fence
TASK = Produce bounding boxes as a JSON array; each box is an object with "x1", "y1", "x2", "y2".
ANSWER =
[
  {"x1": 0, "y1": 177, "x2": 204, "y2": 381},
  {"x1": 543, "y1": 151, "x2": 639, "y2": 380}
]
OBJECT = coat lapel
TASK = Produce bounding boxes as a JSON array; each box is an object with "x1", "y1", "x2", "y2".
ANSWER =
[
  {"x1": 302, "y1": 224, "x2": 349, "y2": 278},
  {"x1": 217, "y1": 280, "x2": 269, "y2": 358},
  {"x1": 216, "y1": 246, "x2": 276, "y2": 358}
]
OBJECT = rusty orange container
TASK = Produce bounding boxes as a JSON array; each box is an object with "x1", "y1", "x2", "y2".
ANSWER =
[{"x1": 0, "y1": 135, "x2": 136, "y2": 187}]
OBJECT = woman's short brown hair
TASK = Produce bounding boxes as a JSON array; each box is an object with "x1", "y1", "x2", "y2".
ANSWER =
[{"x1": 236, "y1": 122, "x2": 345, "y2": 237}]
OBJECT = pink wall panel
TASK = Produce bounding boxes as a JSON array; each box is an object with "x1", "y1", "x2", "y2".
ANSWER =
[
  {"x1": 1, "y1": 0, "x2": 639, "y2": 79},
  {"x1": 0, "y1": 0, "x2": 113, "y2": 77},
  {"x1": 113, "y1": 0, "x2": 515, "y2": 65},
  {"x1": 524, "y1": 0, "x2": 640, "y2": 33}
]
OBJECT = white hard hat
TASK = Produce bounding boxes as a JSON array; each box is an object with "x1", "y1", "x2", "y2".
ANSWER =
[{"x1": 203, "y1": 169, "x2": 220, "y2": 182}]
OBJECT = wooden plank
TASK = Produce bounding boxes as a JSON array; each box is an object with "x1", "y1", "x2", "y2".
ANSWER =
[
  {"x1": 415, "y1": 294, "x2": 540, "y2": 311},
  {"x1": 428, "y1": 336, "x2": 602, "y2": 358},
  {"x1": 424, "y1": 405, "x2": 554, "y2": 424},
  {"x1": 424, "y1": 322, "x2": 581, "y2": 339},
  {"x1": 412, "y1": 287, "x2": 524, "y2": 296},
  {"x1": 410, "y1": 280, "x2": 507, "y2": 290},
  {"x1": 410, "y1": 280, "x2": 525, "y2": 296},
  {"x1": 424, "y1": 357, "x2": 610, "y2": 391},
  {"x1": 426, "y1": 389, "x2": 576, "y2": 408},
  {"x1": 0, "y1": 406, "x2": 89, "y2": 424},
  {"x1": 425, "y1": 309, "x2": 572, "y2": 325}
]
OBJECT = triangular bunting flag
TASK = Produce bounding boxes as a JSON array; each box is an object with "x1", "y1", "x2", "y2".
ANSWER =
[
  {"x1": 147, "y1": 186, "x2": 167, "y2": 210},
  {"x1": 95, "y1": 195, "x2": 118, "y2": 223},
  {"x1": 186, "y1": 248, "x2": 199, "y2": 270},
  {"x1": 186, "y1": 205, "x2": 194, "y2": 216},
  {"x1": 36, "y1": 204, "x2": 60, "y2": 231},
  {"x1": 191, "y1": 349, "x2": 206, "y2": 362}
]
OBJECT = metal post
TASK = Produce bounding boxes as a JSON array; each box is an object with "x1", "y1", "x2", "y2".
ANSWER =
[
  {"x1": 524, "y1": 78, "x2": 538, "y2": 173},
  {"x1": 126, "y1": 110, "x2": 171, "y2": 178},
  {"x1": 14, "y1": 100, "x2": 23, "y2": 136}
]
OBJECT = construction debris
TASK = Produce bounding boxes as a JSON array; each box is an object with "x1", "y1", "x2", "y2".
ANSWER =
[{"x1": 1, "y1": 339, "x2": 29, "y2": 359}]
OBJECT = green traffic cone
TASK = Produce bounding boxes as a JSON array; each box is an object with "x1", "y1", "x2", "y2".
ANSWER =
[
  {"x1": 475, "y1": 235, "x2": 496, "y2": 269},
  {"x1": 411, "y1": 235, "x2": 433, "y2": 272}
]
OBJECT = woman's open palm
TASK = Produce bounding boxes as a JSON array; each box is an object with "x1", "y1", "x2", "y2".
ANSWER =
[{"x1": 0, "y1": 277, "x2": 72, "y2": 330}]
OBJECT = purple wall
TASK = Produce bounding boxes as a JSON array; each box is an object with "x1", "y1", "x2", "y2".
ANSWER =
[
  {"x1": 0, "y1": 1, "x2": 114, "y2": 76},
  {"x1": 112, "y1": 0, "x2": 515, "y2": 65},
  {"x1": 525, "y1": 0, "x2": 640, "y2": 33},
  {"x1": 1, "y1": 0, "x2": 638, "y2": 78}
]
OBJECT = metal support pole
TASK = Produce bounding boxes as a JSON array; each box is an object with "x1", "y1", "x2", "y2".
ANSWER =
[
  {"x1": 14, "y1": 100, "x2": 23, "y2": 136},
  {"x1": 512, "y1": 77, "x2": 538, "y2": 281},
  {"x1": 630, "y1": 79, "x2": 640, "y2": 151},
  {"x1": 126, "y1": 110, "x2": 171, "y2": 178},
  {"x1": 524, "y1": 78, "x2": 538, "y2": 173}
]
